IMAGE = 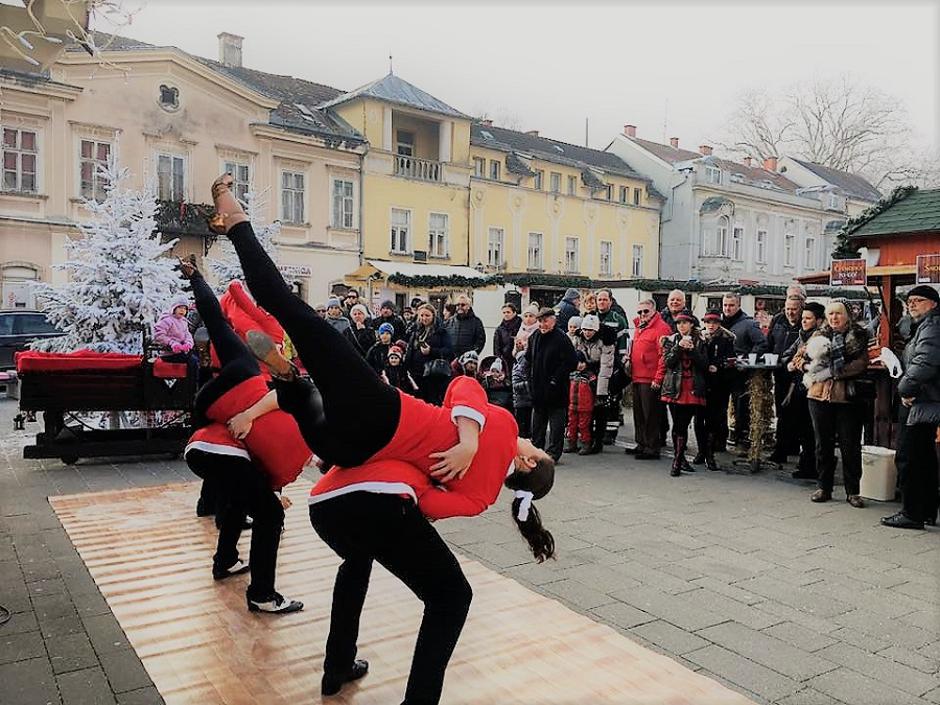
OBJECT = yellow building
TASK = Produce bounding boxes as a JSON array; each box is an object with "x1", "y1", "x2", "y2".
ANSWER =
[{"x1": 468, "y1": 122, "x2": 663, "y2": 306}]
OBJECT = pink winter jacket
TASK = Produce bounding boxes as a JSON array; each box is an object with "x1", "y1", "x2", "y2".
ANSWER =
[{"x1": 154, "y1": 300, "x2": 193, "y2": 353}]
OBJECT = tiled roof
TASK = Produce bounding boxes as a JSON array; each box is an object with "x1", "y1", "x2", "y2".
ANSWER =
[
  {"x1": 629, "y1": 137, "x2": 702, "y2": 164},
  {"x1": 316, "y1": 73, "x2": 467, "y2": 118},
  {"x1": 788, "y1": 158, "x2": 882, "y2": 203},
  {"x1": 710, "y1": 158, "x2": 801, "y2": 194},
  {"x1": 65, "y1": 33, "x2": 362, "y2": 142},
  {"x1": 848, "y1": 189, "x2": 940, "y2": 238}
]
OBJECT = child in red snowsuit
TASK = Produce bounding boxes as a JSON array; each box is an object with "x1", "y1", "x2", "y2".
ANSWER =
[{"x1": 565, "y1": 351, "x2": 596, "y2": 454}]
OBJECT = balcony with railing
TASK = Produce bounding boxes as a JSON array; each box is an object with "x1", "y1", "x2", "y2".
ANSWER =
[{"x1": 394, "y1": 155, "x2": 441, "y2": 182}]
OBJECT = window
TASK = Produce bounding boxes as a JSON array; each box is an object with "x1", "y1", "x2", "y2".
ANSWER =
[
  {"x1": 156, "y1": 154, "x2": 185, "y2": 201},
  {"x1": 489, "y1": 160, "x2": 501, "y2": 181},
  {"x1": 390, "y1": 208, "x2": 411, "y2": 253},
  {"x1": 280, "y1": 170, "x2": 305, "y2": 224},
  {"x1": 527, "y1": 232, "x2": 543, "y2": 270},
  {"x1": 533, "y1": 170, "x2": 543, "y2": 190},
  {"x1": 331, "y1": 179, "x2": 354, "y2": 229},
  {"x1": 828, "y1": 193, "x2": 840, "y2": 210},
  {"x1": 619, "y1": 186, "x2": 628, "y2": 203},
  {"x1": 473, "y1": 157, "x2": 486, "y2": 177},
  {"x1": 567, "y1": 175, "x2": 577, "y2": 195},
  {"x1": 80, "y1": 139, "x2": 110, "y2": 201},
  {"x1": 158, "y1": 84, "x2": 179, "y2": 111},
  {"x1": 599, "y1": 241, "x2": 612, "y2": 276},
  {"x1": 633, "y1": 188, "x2": 642, "y2": 206},
  {"x1": 606, "y1": 184, "x2": 613, "y2": 201},
  {"x1": 784, "y1": 233, "x2": 795, "y2": 266},
  {"x1": 396, "y1": 130, "x2": 414, "y2": 157},
  {"x1": 223, "y1": 161, "x2": 250, "y2": 202},
  {"x1": 705, "y1": 166, "x2": 721, "y2": 184},
  {"x1": 487, "y1": 227, "x2": 504, "y2": 267},
  {"x1": 804, "y1": 237, "x2": 816, "y2": 269},
  {"x1": 3, "y1": 128, "x2": 37, "y2": 193},
  {"x1": 731, "y1": 226, "x2": 743, "y2": 261},
  {"x1": 428, "y1": 213, "x2": 448, "y2": 258},
  {"x1": 632, "y1": 244, "x2": 644, "y2": 276},
  {"x1": 707, "y1": 225, "x2": 729, "y2": 257},
  {"x1": 756, "y1": 229, "x2": 768, "y2": 263},
  {"x1": 550, "y1": 172, "x2": 561, "y2": 193},
  {"x1": 565, "y1": 237, "x2": 579, "y2": 273}
]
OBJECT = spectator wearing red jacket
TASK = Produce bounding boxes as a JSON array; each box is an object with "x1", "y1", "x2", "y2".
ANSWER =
[{"x1": 629, "y1": 298, "x2": 672, "y2": 459}]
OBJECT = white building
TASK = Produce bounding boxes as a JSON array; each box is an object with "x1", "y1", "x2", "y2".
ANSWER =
[
  {"x1": 606, "y1": 127, "x2": 844, "y2": 286},
  {"x1": 777, "y1": 157, "x2": 881, "y2": 219}
]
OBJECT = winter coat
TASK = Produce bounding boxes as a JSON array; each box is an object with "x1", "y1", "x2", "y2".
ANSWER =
[
  {"x1": 525, "y1": 326, "x2": 577, "y2": 408},
  {"x1": 385, "y1": 363, "x2": 419, "y2": 395},
  {"x1": 898, "y1": 307, "x2": 940, "y2": 425},
  {"x1": 630, "y1": 314, "x2": 672, "y2": 384},
  {"x1": 365, "y1": 341, "x2": 391, "y2": 374},
  {"x1": 479, "y1": 355, "x2": 513, "y2": 411},
  {"x1": 448, "y1": 309, "x2": 486, "y2": 357},
  {"x1": 404, "y1": 321, "x2": 453, "y2": 380},
  {"x1": 376, "y1": 313, "x2": 407, "y2": 342},
  {"x1": 804, "y1": 323, "x2": 870, "y2": 404},
  {"x1": 327, "y1": 314, "x2": 352, "y2": 336},
  {"x1": 656, "y1": 332, "x2": 708, "y2": 404},
  {"x1": 768, "y1": 316, "x2": 801, "y2": 356},
  {"x1": 556, "y1": 288, "x2": 581, "y2": 332},
  {"x1": 349, "y1": 323, "x2": 377, "y2": 357},
  {"x1": 597, "y1": 308, "x2": 630, "y2": 357},
  {"x1": 511, "y1": 350, "x2": 532, "y2": 409},
  {"x1": 722, "y1": 309, "x2": 769, "y2": 356},
  {"x1": 154, "y1": 300, "x2": 193, "y2": 353},
  {"x1": 493, "y1": 315, "x2": 522, "y2": 374},
  {"x1": 574, "y1": 332, "x2": 615, "y2": 396},
  {"x1": 659, "y1": 308, "x2": 681, "y2": 334},
  {"x1": 703, "y1": 326, "x2": 737, "y2": 390}
]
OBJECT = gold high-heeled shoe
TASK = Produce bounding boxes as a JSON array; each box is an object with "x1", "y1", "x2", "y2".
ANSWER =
[{"x1": 208, "y1": 174, "x2": 235, "y2": 234}]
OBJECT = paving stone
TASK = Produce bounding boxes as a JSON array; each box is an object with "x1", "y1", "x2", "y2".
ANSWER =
[
  {"x1": 834, "y1": 608, "x2": 935, "y2": 649},
  {"x1": 27, "y1": 575, "x2": 68, "y2": 598},
  {"x1": 809, "y1": 666, "x2": 926, "y2": 705},
  {"x1": 924, "y1": 685, "x2": 940, "y2": 704},
  {"x1": 0, "y1": 608, "x2": 39, "y2": 636},
  {"x1": 689, "y1": 576, "x2": 764, "y2": 605},
  {"x1": 682, "y1": 588, "x2": 783, "y2": 630},
  {"x1": 32, "y1": 591, "x2": 77, "y2": 623},
  {"x1": 0, "y1": 630, "x2": 45, "y2": 665},
  {"x1": 70, "y1": 590, "x2": 111, "y2": 618},
  {"x1": 541, "y1": 578, "x2": 617, "y2": 610},
  {"x1": 877, "y1": 645, "x2": 940, "y2": 675},
  {"x1": 57, "y1": 666, "x2": 118, "y2": 705},
  {"x1": 82, "y1": 614, "x2": 131, "y2": 655},
  {"x1": 762, "y1": 622, "x2": 839, "y2": 653},
  {"x1": 47, "y1": 632, "x2": 99, "y2": 674},
  {"x1": 733, "y1": 576, "x2": 852, "y2": 619},
  {"x1": 776, "y1": 687, "x2": 840, "y2": 705},
  {"x1": 816, "y1": 641, "x2": 940, "y2": 697},
  {"x1": 589, "y1": 601, "x2": 655, "y2": 630},
  {"x1": 116, "y1": 687, "x2": 164, "y2": 705},
  {"x1": 100, "y1": 649, "x2": 153, "y2": 693},
  {"x1": 39, "y1": 613, "x2": 87, "y2": 639},
  {"x1": 611, "y1": 586, "x2": 726, "y2": 632},
  {"x1": 697, "y1": 621, "x2": 837, "y2": 681},
  {"x1": 629, "y1": 619, "x2": 711, "y2": 655},
  {"x1": 685, "y1": 644, "x2": 802, "y2": 701},
  {"x1": 0, "y1": 656, "x2": 60, "y2": 705},
  {"x1": 559, "y1": 563, "x2": 641, "y2": 594}
]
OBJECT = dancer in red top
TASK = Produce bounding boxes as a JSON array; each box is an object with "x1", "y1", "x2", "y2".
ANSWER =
[{"x1": 208, "y1": 173, "x2": 556, "y2": 705}]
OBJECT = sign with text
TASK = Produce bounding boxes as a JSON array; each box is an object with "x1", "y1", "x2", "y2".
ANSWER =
[
  {"x1": 916, "y1": 254, "x2": 940, "y2": 284},
  {"x1": 278, "y1": 264, "x2": 312, "y2": 278},
  {"x1": 830, "y1": 258, "x2": 866, "y2": 286}
]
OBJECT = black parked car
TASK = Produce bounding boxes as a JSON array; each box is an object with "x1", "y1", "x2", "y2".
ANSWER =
[{"x1": 0, "y1": 311, "x2": 63, "y2": 369}]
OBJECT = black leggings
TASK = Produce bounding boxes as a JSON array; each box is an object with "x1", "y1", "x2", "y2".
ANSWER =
[
  {"x1": 669, "y1": 403, "x2": 699, "y2": 439},
  {"x1": 227, "y1": 222, "x2": 400, "y2": 466}
]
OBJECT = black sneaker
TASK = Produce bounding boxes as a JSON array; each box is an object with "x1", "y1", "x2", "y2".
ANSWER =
[
  {"x1": 881, "y1": 512, "x2": 924, "y2": 530},
  {"x1": 212, "y1": 560, "x2": 250, "y2": 581},
  {"x1": 321, "y1": 659, "x2": 369, "y2": 696},
  {"x1": 247, "y1": 592, "x2": 304, "y2": 614}
]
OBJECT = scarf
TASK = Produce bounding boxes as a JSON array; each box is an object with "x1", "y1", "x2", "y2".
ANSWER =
[{"x1": 830, "y1": 332, "x2": 847, "y2": 378}]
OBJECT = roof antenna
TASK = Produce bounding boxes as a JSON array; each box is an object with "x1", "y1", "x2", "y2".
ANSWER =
[{"x1": 388, "y1": 53, "x2": 393, "y2": 75}]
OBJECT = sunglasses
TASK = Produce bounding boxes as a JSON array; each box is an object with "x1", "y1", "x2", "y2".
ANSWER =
[
  {"x1": 636, "y1": 309, "x2": 651, "y2": 315},
  {"x1": 457, "y1": 303, "x2": 470, "y2": 307}
]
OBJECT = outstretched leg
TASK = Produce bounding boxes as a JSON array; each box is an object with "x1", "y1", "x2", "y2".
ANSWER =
[{"x1": 187, "y1": 265, "x2": 257, "y2": 370}]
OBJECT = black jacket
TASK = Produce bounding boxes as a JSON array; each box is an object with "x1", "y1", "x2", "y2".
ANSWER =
[
  {"x1": 376, "y1": 313, "x2": 407, "y2": 342},
  {"x1": 556, "y1": 298, "x2": 580, "y2": 333},
  {"x1": 365, "y1": 341, "x2": 390, "y2": 374},
  {"x1": 448, "y1": 309, "x2": 486, "y2": 358},
  {"x1": 404, "y1": 322, "x2": 453, "y2": 379},
  {"x1": 493, "y1": 315, "x2": 522, "y2": 374},
  {"x1": 660, "y1": 333, "x2": 709, "y2": 401},
  {"x1": 722, "y1": 309, "x2": 769, "y2": 356},
  {"x1": 899, "y1": 307, "x2": 940, "y2": 410},
  {"x1": 525, "y1": 327, "x2": 577, "y2": 407},
  {"x1": 704, "y1": 327, "x2": 736, "y2": 389},
  {"x1": 768, "y1": 316, "x2": 801, "y2": 356},
  {"x1": 349, "y1": 324, "x2": 377, "y2": 358}
]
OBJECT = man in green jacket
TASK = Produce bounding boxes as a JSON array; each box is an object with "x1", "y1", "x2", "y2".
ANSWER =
[{"x1": 595, "y1": 289, "x2": 630, "y2": 446}]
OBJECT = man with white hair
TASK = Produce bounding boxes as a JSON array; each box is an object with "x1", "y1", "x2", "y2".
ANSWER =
[{"x1": 660, "y1": 289, "x2": 688, "y2": 333}]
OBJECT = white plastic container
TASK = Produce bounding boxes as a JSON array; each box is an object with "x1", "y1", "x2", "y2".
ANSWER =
[{"x1": 860, "y1": 445, "x2": 897, "y2": 501}]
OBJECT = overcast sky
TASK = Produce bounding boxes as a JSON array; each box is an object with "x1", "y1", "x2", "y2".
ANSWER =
[{"x1": 105, "y1": 2, "x2": 939, "y2": 154}]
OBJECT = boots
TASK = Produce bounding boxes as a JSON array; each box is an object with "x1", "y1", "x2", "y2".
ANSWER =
[
  {"x1": 691, "y1": 450, "x2": 706, "y2": 465},
  {"x1": 676, "y1": 435, "x2": 694, "y2": 472},
  {"x1": 670, "y1": 436, "x2": 682, "y2": 477},
  {"x1": 563, "y1": 438, "x2": 578, "y2": 454}
]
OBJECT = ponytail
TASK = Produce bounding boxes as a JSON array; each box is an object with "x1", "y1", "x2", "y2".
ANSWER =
[{"x1": 511, "y1": 496, "x2": 555, "y2": 563}]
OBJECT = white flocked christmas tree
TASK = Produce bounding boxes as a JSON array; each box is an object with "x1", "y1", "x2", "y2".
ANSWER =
[
  {"x1": 32, "y1": 158, "x2": 183, "y2": 354},
  {"x1": 205, "y1": 188, "x2": 281, "y2": 292}
]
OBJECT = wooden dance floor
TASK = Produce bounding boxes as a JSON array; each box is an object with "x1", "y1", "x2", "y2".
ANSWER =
[{"x1": 50, "y1": 482, "x2": 754, "y2": 705}]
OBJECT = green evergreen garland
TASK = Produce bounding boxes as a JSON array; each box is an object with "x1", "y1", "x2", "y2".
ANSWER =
[{"x1": 832, "y1": 185, "x2": 919, "y2": 259}]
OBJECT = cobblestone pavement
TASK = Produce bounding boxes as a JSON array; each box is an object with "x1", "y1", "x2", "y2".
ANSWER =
[{"x1": 1, "y1": 398, "x2": 938, "y2": 705}]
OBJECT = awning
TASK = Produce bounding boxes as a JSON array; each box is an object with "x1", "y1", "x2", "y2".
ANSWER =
[{"x1": 798, "y1": 264, "x2": 917, "y2": 285}]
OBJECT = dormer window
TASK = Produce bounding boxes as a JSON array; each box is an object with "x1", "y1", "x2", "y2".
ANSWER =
[
  {"x1": 158, "y1": 84, "x2": 180, "y2": 112},
  {"x1": 828, "y1": 193, "x2": 841, "y2": 210},
  {"x1": 705, "y1": 166, "x2": 721, "y2": 185}
]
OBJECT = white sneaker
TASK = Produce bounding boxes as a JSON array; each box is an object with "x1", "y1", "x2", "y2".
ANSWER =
[
  {"x1": 246, "y1": 592, "x2": 304, "y2": 614},
  {"x1": 212, "y1": 559, "x2": 250, "y2": 581}
]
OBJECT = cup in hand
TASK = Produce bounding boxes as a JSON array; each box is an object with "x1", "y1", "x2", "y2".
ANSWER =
[{"x1": 748, "y1": 353, "x2": 758, "y2": 365}]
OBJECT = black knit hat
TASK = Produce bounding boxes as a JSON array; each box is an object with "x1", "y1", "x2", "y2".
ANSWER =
[
  {"x1": 803, "y1": 302, "x2": 826, "y2": 319},
  {"x1": 907, "y1": 285, "x2": 940, "y2": 304}
]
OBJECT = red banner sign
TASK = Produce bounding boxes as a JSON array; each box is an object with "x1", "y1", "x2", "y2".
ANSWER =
[
  {"x1": 916, "y1": 254, "x2": 940, "y2": 284},
  {"x1": 830, "y1": 258, "x2": 867, "y2": 286}
]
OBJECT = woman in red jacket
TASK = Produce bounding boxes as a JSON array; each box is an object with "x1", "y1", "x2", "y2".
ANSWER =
[{"x1": 629, "y1": 299, "x2": 672, "y2": 459}]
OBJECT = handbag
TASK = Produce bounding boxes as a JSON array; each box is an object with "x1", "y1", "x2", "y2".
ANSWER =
[{"x1": 423, "y1": 358, "x2": 452, "y2": 378}]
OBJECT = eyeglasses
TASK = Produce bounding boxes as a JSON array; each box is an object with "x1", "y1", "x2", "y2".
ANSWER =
[
  {"x1": 908, "y1": 296, "x2": 929, "y2": 305},
  {"x1": 636, "y1": 309, "x2": 651, "y2": 315},
  {"x1": 457, "y1": 303, "x2": 469, "y2": 308}
]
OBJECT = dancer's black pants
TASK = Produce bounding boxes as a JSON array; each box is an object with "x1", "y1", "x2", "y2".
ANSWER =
[
  {"x1": 186, "y1": 449, "x2": 284, "y2": 600},
  {"x1": 895, "y1": 405, "x2": 940, "y2": 523},
  {"x1": 227, "y1": 222, "x2": 400, "y2": 466},
  {"x1": 309, "y1": 494, "x2": 472, "y2": 705}
]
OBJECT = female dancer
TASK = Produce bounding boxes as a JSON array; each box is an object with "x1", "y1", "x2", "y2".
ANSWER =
[{"x1": 182, "y1": 259, "x2": 307, "y2": 614}]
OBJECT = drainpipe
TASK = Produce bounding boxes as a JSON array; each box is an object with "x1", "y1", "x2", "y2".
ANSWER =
[{"x1": 358, "y1": 141, "x2": 367, "y2": 267}]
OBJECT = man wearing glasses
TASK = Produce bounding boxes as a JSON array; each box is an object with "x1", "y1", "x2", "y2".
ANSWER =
[
  {"x1": 629, "y1": 299, "x2": 672, "y2": 458},
  {"x1": 448, "y1": 294, "x2": 486, "y2": 359},
  {"x1": 882, "y1": 285, "x2": 940, "y2": 530}
]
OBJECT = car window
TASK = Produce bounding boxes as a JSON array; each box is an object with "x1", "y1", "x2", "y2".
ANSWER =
[
  {"x1": 13, "y1": 314, "x2": 59, "y2": 335},
  {"x1": 0, "y1": 316, "x2": 14, "y2": 336}
]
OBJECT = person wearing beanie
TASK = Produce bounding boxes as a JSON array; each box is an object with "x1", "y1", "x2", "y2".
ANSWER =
[
  {"x1": 366, "y1": 322, "x2": 396, "y2": 374},
  {"x1": 383, "y1": 343, "x2": 418, "y2": 394},
  {"x1": 566, "y1": 315, "x2": 582, "y2": 346},
  {"x1": 377, "y1": 300, "x2": 407, "y2": 341},
  {"x1": 574, "y1": 313, "x2": 615, "y2": 454},
  {"x1": 883, "y1": 284, "x2": 940, "y2": 530},
  {"x1": 348, "y1": 303, "x2": 377, "y2": 357},
  {"x1": 700, "y1": 309, "x2": 736, "y2": 470},
  {"x1": 455, "y1": 349, "x2": 480, "y2": 378},
  {"x1": 556, "y1": 287, "x2": 581, "y2": 332},
  {"x1": 565, "y1": 349, "x2": 598, "y2": 454},
  {"x1": 493, "y1": 302, "x2": 522, "y2": 385}
]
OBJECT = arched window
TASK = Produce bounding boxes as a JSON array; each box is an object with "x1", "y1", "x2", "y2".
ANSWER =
[{"x1": 1, "y1": 263, "x2": 39, "y2": 309}]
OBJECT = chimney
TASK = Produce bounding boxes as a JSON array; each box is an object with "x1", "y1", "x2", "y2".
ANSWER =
[
  {"x1": 623, "y1": 124, "x2": 637, "y2": 138},
  {"x1": 743, "y1": 156, "x2": 752, "y2": 167},
  {"x1": 669, "y1": 137, "x2": 679, "y2": 149},
  {"x1": 763, "y1": 156, "x2": 778, "y2": 172},
  {"x1": 526, "y1": 130, "x2": 539, "y2": 137},
  {"x1": 698, "y1": 144, "x2": 713, "y2": 156},
  {"x1": 481, "y1": 119, "x2": 493, "y2": 127},
  {"x1": 217, "y1": 32, "x2": 244, "y2": 68}
]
